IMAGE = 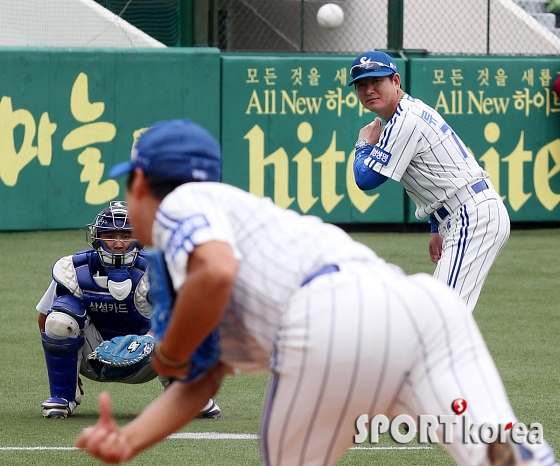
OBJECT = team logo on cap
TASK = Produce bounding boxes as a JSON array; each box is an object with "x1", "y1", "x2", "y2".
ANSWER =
[{"x1": 350, "y1": 56, "x2": 396, "y2": 80}]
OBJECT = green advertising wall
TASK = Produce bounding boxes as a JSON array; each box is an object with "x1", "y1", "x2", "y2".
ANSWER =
[
  {"x1": 407, "y1": 57, "x2": 560, "y2": 223},
  {"x1": 1, "y1": 48, "x2": 559, "y2": 230},
  {"x1": 0, "y1": 47, "x2": 220, "y2": 230},
  {"x1": 221, "y1": 54, "x2": 406, "y2": 224}
]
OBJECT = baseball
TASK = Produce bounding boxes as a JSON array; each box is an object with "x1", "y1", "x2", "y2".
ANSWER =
[{"x1": 317, "y1": 3, "x2": 344, "y2": 30}]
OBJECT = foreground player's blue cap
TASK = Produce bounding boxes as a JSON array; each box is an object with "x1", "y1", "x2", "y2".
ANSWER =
[
  {"x1": 109, "y1": 119, "x2": 221, "y2": 182},
  {"x1": 348, "y1": 51, "x2": 398, "y2": 86}
]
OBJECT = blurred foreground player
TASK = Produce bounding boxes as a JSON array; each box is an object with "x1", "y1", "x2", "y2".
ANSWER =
[
  {"x1": 37, "y1": 201, "x2": 219, "y2": 419},
  {"x1": 77, "y1": 119, "x2": 556, "y2": 466}
]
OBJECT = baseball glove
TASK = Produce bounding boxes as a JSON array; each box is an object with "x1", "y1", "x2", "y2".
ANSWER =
[
  {"x1": 147, "y1": 249, "x2": 175, "y2": 343},
  {"x1": 147, "y1": 250, "x2": 221, "y2": 382},
  {"x1": 88, "y1": 334, "x2": 154, "y2": 367}
]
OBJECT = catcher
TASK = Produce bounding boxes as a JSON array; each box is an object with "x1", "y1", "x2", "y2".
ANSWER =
[{"x1": 36, "y1": 201, "x2": 220, "y2": 419}]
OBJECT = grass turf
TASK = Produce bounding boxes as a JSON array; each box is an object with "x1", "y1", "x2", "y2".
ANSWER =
[{"x1": 0, "y1": 228, "x2": 558, "y2": 465}]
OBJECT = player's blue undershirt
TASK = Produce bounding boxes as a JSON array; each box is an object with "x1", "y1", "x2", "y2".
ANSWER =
[{"x1": 353, "y1": 146, "x2": 388, "y2": 190}]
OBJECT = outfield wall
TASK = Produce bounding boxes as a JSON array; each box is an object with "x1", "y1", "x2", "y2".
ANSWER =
[
  {"x1": 0, "y1": 47, "x2": 220, "y2": 230},
  {"x1": 1, "y1": 48, "x2": 559, "y2": 230}
]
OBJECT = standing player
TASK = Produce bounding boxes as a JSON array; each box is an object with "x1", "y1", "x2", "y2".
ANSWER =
[
  {"x1": 76, "y1": 119, "x2": 556, "y2": 466},
  {"x1": 350, "y1": 50, "x2": 510, "y2": 313},
  {"x1": 37, "y1": 201, "x2": 220, "y2": 419}
]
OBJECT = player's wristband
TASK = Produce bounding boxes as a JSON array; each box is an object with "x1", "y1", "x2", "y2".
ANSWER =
[{"x1": 154, "y1": 342, "x2": 191, "y2": 368}]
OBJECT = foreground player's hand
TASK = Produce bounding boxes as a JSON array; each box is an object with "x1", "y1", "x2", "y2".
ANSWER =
[
  {"x1": 76, "y1": 392, "x2": 135, "y2": 464},
  {"x1": 429, "y1": 233, "x2": 443, "y2": 263},
  {"x1": 358, "y1": 117, "x2": 383, "y2": 146}
]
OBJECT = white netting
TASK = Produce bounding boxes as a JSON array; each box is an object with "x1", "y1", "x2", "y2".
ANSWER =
[{"x1": 0, "y1": 0, "x2": 165, "y2": 47}]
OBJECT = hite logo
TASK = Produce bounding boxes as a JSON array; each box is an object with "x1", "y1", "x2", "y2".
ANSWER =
[{"x1": 354, "y1": 398, "x2": 544, "y2": 445}]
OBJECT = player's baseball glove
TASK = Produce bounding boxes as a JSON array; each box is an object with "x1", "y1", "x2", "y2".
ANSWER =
[
  {"x1": 88, "y1": 334, "x2": 154, "y2": 367},
  {"x1": 147, "y1": 250, "x2": 221, "y2": 382}
]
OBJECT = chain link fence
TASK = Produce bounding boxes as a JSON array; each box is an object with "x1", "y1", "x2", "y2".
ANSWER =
[
  {"x1": 94, "y1": 0, "x2": 180, "y2": 46},
  {"x1": 214, "y1": 0, "x2": 560, "y2": 55},
  {"x1": 96, "y1": 0, "x2": 560, "y2": 55}
]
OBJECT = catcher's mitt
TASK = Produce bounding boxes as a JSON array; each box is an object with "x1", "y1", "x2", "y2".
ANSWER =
[{"x1": 88, "y1": 334, "x2": 154, "y2": 368}]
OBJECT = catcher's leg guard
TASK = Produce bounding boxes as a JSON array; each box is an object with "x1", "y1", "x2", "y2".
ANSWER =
[
  {"x1": 41, "y1": 296, "x2": 87, "y2": 418},
  {"x1": 41, "y1": 333, "x2": 84, "y2": 417}
]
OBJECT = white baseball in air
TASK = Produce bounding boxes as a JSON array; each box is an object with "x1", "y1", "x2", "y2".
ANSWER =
[{"x1": 317, "y1": 3, "x2": 344, "y2": 30}]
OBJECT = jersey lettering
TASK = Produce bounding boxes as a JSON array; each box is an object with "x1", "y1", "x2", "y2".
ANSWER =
[
  {"x1": 421, "y1": 110, "x2": 438, "y2": 127},
  {"x1": 88, "y1": 302, "x2": 128, "y2": 313},
  {"x1": 370, "y1": 146, "x2": 392, "y2": 166}
]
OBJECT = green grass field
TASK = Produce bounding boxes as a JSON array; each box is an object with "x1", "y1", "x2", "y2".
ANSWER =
[{"x1": 0, "y1": 228, "x2": 558, "y2": 465}]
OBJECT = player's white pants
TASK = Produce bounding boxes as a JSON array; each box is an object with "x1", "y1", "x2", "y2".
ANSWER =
[
  {"x1": 434, "y1": 188, "x2": 510, "y2": 313},
  {"x1": 261, "y1": 262, "x2": 525, "y2": 466}
]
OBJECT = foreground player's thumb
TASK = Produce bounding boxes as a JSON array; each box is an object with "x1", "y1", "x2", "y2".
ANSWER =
[{"x1": 98, "y1": 391, "x2": 115, "y2": 427}]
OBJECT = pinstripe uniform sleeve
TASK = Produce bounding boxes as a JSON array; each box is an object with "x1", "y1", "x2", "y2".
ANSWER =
[
  {"x1": 152, "y1": 185, "x2": 241, "y2": 293},
  {"x1": 356, "y1": 101, "x2": 418, "y2": 183}
]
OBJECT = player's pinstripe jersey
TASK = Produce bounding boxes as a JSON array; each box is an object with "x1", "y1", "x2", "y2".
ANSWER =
[
  {"x1": 361, "y1": 93, "x2": 489, "y2": 219},
  {"x1": 152, "y1": 182, "x2": 386, "y2": 373}
]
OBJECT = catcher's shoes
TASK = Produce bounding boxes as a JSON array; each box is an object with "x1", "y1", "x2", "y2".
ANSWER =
[
  {"x1": 41, "y1": 397, "x2": 78, "y2": 419},
  {"x1": 197, "y1": 399, "x2": 221, "y2": 419}
]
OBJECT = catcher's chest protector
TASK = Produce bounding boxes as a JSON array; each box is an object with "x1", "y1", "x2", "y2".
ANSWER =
[{"x1": 72, "y1": 251, "x2": 150, "y2": 339}]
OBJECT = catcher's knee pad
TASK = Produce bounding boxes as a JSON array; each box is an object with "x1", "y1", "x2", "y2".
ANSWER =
[
  {"x1": 44, "y1": 295, "x2": 87, "y2": 339},
  {"x1": 41, "y1": 332, "x2": 84, "y2": 403}
]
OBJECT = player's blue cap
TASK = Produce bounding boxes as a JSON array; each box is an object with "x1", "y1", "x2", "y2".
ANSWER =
[
  {"x1": 109, "y1": 119, "x2": 221, "y2": 182},
  {"x1": 348, "y1": 51, "x2": 398, "y2": 86}
]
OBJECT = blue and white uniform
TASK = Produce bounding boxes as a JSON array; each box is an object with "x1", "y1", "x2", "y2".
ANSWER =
[
  {"x1": 354, "y1": 93, "x2": 510, "y2": 312},
  {"x1": 37, "y1": 201, "x2": 158, "y2": 419},
  {"x1": 150, "y1": 182, "x2": 550, "y2": 466},
  {"x1": 37, "y1": 248, "x2": 154, "y2": 382}
]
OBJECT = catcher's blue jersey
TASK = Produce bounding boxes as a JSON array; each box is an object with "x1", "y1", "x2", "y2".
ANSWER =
[{"x1": 53, "y1": 250, "x2": 151, "y2": 340}]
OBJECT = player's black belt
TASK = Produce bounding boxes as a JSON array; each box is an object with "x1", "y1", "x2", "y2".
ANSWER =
[
  {"x1": 301, "y1": 264, "x2": 340, "y2": 286},
  {"x1": 430, "y1": 180, "x2": 489, "y2": 224}
]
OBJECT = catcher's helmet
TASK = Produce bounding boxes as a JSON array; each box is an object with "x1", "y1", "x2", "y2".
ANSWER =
[{"x1": 86, "y1": 201, "x2": 141, "y2": 270}]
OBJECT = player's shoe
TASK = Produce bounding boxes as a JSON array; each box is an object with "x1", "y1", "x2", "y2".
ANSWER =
[
  {"x1": 488, "y1": 436, "x2": 559, "y2": 466},
  {"x1": 197, "y1": 399, "x2": 220, "y2": 419},
  {"x1": 41, "y1": 397, "x2": 78, "y2": 419}
]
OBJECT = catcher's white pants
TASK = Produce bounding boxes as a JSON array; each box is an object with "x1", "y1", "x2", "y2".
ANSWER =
[
  {"x1": 260, "y1": 262, "x2": 523, "y2": 466},
  {"x1": 434, "y1": 187, "x2": 510, "y2": 313}
]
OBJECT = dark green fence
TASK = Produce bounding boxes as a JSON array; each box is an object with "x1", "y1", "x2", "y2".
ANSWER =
[
  {"x1": 1, "y1": 48, "x2": 559, "y2": 230},
  {"x1": 0, "y1": 47, "x2": 220, "y2": 230}
]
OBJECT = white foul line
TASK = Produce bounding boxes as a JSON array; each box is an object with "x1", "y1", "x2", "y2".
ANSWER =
[
  {"x1": 167, "y1": 433, "x2": 433, "y2": 449},
  {"x1": 0, "y1": 447, "x2": 77, "y2": 451},
  {"x1": 168, "y1": 432, "x2": 259, "y2": 440},
  {"x1": 0, "y1": 432, "x2": 432, "y2": 451},
  {"x1": 351, "y1": 446, "x2": 433, "y2": 450}
]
